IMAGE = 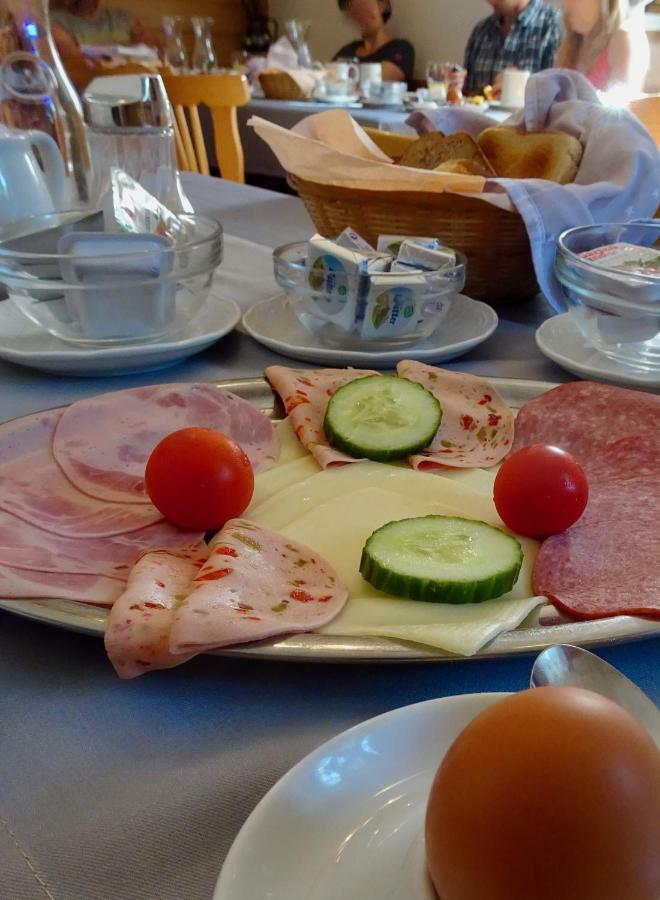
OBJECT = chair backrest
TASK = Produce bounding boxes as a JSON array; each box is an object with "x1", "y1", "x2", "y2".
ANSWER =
[
  {"x1": 160, "y1": 73, "x2": 251, "y2": 183},
  {"x1": 629, "y1": 95, "x2": 660, "y2": 147}
]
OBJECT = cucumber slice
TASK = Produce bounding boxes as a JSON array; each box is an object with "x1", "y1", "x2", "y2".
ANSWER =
[
  {"x1": 360, "y1": 515, "x2": 523, "y2": 604},
  {"x1": 324, "y1": 376, "x2": 441, "y2": 462}
]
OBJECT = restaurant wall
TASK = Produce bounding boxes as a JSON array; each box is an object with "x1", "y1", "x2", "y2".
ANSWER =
[{"x1": 103, "y1": 0, "x2": 247, "y2": 65}]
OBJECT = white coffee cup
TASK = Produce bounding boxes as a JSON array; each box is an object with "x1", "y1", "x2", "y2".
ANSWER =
[
  {"x1": 0, "y1": 128, "x2": 65, "y2": 227},
  {"x1": 500, "y1": 68, "x2": 530, "y2": 108},
  {"x1": 324, "y1": 59, "x2": 359, "y2": 92},
  {"x1": 360, "y1": 62, "x2": 382, "y2": 87}
]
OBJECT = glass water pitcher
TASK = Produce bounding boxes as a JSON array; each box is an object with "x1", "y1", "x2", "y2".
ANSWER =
[
  {"x1": 191, "y1": 17, "x2": 216, "y2": 73},
  {"x1": 0, "y1": 0, "x2": 92, "y2": 207},
  {"x1": 162, "y1": 15, "x2": 187, "y2": 72}
]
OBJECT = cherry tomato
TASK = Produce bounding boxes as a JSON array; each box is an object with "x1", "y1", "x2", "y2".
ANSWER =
[
  {"x1": 493, "y1": 444, "x2": 589, "y2": 538},
  {"x1": 145, "y1": 428, "x2": 254, "y2": 531}
]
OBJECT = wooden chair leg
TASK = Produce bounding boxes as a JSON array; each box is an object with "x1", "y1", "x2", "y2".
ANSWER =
[
  {"x1": 174, "y1": 105, "x2": 197, "y2": 173},
  {"x1": 190, "y1": 106, "x2": 210, "y2": 177}
]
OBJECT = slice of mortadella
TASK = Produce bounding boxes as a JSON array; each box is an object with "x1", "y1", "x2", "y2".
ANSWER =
[
  {"x1": 0, "y1": 509, "x2": 203, "y2": 579},
  {"x1": 52, "y1": 383, "x2": 280, "y2": 504},
  {"x1": 265, "y1": 365, "x2": 380, "y2": 468},
  {"x1": 396, "y1": 361, "x2": 514, "y2": 469},
  {"x1": 532, "y1": 435, "x2": 660, "y2": 620},
  {"x1": 0, "y1": 409, "x2": 163, "y2": 537},
  {"x1": 105, "y1": 546, "x2": 208, "y2": 678},
  {"x1": 169, "y1": 519, "x2": 348, "y2": 654},
  {"x1": 0, "y1": 564, "x2": 125, "y2": 606}
]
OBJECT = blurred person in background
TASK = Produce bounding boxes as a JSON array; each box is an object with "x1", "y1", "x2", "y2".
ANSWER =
[
  {"x1": 334, "y1": 0, "x2": 415, "y2": 84},
  {"x1": 50, "y1": 0, "x2": 160, "y2": 57},
  {"x1": 463, "y1": 0, "x2": 563, "y2": 94},
  {"x1": 555, "y1": 0, "x2": 649, "y2": 95}
]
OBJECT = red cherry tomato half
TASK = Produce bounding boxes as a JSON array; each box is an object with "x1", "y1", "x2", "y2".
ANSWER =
[
  {"x1": 145, "y1": 428, "x2": 254, "y2": 531},
  {"x1": 493, "y1": 444, "x2": 589, "y2": 539}
]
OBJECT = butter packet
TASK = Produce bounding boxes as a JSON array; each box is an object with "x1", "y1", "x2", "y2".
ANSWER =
[
  {"x1": 377, "y1": 234, "x2": 441, "y2": 256},
  {"x1": 579, "y1": 243, "x2": 660, "y2": 278},
  {"x1": 335, "y1": 227, "x2": 375, "y2": 253},
  {"x1": 397, "y1": 239, "x2": 456, "y2": 271},
  {"x1": 359, "y1": 273, "x2": 435, "y2": 340}
]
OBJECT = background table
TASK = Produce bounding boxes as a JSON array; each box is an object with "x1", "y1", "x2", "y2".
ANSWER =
[
  {"x1": 1, "y1": 173, "x2": 658, "y2": 900},
  {"x1": 237, "y1": 97, "x2": 511, "y2": 179}
]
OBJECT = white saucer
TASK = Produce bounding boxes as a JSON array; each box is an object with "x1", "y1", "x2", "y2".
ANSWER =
[
  {"x1": 0, "y1": 296, "x2": 240, "y2": 376},
  {"x1": 314, "y1": 93, "x2": 361, "y2": 106},
  {"x1": 536, "y1": 313, "x2": 660, "y2": 391},
  {"x1": 243, "y1": 293, "x2": 498, "y2": 367},
  {"x1": 215, "y1": 693, "x2": 505, "y2": 900}
]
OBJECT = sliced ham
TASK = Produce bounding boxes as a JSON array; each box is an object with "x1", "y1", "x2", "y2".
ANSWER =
[
  {"x1": 0, "y1": 410, "x2": 162, "y2": 537},
  {"x1": 532, "y1": 435, "x2": 660, "y2": 620},
  {"x1": 0, "y1": 564, "x2": 124, "y2": 606},
  {"x1": 511, "y1": 381, "x2": 660, "y2": 471},
  {"x1": 169, "y1": 519, "x2": 348, "y2": 653},
  {"x1": 0, "y1": 509, "x2": 202, "y2": 579},
  {"x1": 265, "y1": 365, "x2": 380, "y2": 468},
  {"x1": 396, "y1": 361, "x2": 514, "y2": 469},
  {"x1": 52, "y1": 383, "x2": 280, "y2": 504},
  {"x1": 104, "y1": 547, "x2": 208, "y2": 678}
]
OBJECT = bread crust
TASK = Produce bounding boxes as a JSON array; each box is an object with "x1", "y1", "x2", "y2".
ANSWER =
[{"x1": 477, "y1": 127, "x2": 583, "y2": 183}]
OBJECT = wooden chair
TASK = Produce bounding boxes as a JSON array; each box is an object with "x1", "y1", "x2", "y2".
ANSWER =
[
  {"x1": 629, "y1": 95, "x2": 660, "y2": 146},
  {"x1": 160, "y1": 73, "x2": 251, "y2": 183}
]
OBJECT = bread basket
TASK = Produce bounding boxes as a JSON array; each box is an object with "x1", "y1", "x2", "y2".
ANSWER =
[
  {"x1": 258, "y1": 70, "x2": 313, "y2": 101},
  {"x1": 290, "y1": 128, "x2": 539, "y2": 304}
]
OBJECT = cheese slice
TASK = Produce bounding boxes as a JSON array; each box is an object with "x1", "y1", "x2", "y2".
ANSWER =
[
  {"x1": 274, "y1": 418, "x2": 309, "y2": 466},
  {"x1": 250, "y1": 455, "x2": 321, "y2": 511},
  {"x1": 250, "y1": 484, "x2": 543, "y2": 656}
]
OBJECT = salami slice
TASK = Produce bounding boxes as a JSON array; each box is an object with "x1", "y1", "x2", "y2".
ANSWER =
[
  {"x1": 0, "y1": 509, "x2": 202, "y2": 579},
  {"x1": 0, "y1": 564, "x2": 124, "y2": 606},
  {"x1": 0, "y1": 410, "x2": 162, "y2": 537},
  {"x1": 396, "y1": 361, "x2": 514, "y2": 469},
  {"x1": 169, "y1": 519, "x2": 348, "y2": 653},
  {"x1": 532, "y1": 435, "x2": 660, "y2": 620},
  {"x1": 53, "y1": 384, "x2": 279, "y2": 504},
  {"x1": 265, "y1": 366, "x2": 380, "y2": 468},
  {"x1": 511, "y1": 381, "x2": 660, "y2": 471},
  {"x1": 105, "y1": 547, "x2": 208, "y2": 678}
]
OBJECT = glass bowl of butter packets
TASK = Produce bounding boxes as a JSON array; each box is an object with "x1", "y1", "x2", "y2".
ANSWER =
[
  {"x1": 555, "y1": 221, "x2": 660, "y2": 373},
  {"x1": 273, "y1": 230, "x2": 466, "y2": 349}
]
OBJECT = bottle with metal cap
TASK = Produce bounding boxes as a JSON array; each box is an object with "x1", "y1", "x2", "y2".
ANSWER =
[{"x1": 83, "y1": 72, "x2": 192, "y2": 213}]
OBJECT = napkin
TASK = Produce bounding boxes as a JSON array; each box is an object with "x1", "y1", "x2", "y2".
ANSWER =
[
  {"x1": 265, "y1": 36, "x2": 298, "y2": 70},
  {"x1": 407, "y1": 70, "x2": 660, "y2": 310}
]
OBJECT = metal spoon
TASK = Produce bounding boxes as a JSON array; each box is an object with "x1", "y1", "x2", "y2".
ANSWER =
[{"x1": 531, "y1": 644, "x2": 660, "y2": 746}]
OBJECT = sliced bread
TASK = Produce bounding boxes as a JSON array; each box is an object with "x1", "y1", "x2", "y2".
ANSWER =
[{"x1": 477, "y1": 127, "x2": 583, "y2": 183}]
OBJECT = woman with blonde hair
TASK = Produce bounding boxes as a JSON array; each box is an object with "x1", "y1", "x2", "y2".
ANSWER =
[{"x1": 555, "y1": 0, "x2": 650, "y2": 95}]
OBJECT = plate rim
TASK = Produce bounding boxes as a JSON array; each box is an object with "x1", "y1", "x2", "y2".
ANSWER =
[
  {"x1": 242, "y1": 293, "x2": 498, "y2": 365},
  {"x1": 213, "y1": 691, "x2": 508, "y2": 899},
  {"x1": 536, "y1": 314, "x2": 660, "y2": 390},
  {"x1": 0, "y1": 374, "x2": 659, "y2": 660}
]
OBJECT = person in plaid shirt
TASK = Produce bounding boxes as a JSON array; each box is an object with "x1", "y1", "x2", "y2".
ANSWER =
[{"x1": 463, "y1": 0, "x2": 563, "y2": 95}]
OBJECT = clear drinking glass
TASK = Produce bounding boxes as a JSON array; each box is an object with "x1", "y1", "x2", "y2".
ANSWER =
[
  {"x1": 191, "y1": 17, "x2": 217, "y2": 73},
  {"x1": 162, "y1": 15, "x2": 187, "y2": 71},
  {"x1": 426, "y1": 61, "x2": 450, "y2": 101},
  {"x1": 284, "y1": 19, "x2": 312, "y2": 67}
]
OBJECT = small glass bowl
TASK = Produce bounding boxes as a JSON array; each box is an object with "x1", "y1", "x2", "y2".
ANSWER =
[
  {"x1": 555, "y1": 222, "x2": 660, "y2": 373},
  {"x1": 0, "y1": 210, "x2": 223, "y2": 346},
  {"x1": 273, "y1": 241, "x2": 466, "y2": 350}
]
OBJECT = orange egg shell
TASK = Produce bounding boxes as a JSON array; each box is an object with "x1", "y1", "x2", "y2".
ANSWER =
[{"x1": 425, "y1": 686, "x2": 660, "y2": 900}]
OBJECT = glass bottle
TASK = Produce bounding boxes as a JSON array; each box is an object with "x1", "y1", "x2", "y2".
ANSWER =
[
  {"x1": 191, "y1": 17, "x2": 216, "y2": 74},
  {"x1": 0, "y1": 0, "x2": 92, "y2": 207},
  {"x1": 162, "y1": 15, "x2": 187, "y2": 72}
]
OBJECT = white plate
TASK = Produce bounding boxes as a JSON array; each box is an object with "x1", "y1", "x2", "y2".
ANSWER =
[
  {"x1": 313, "y1": 94, "x2": 361, "y2": 106},
  {"x1": 1, "y1": 376, "x2": 658, "y2": 660},
  {"x1": 242, "y1": 293, "x2": 498, "y2": 368},
  {"x1": 0, "y1": 296, "x2": 241, "y2": 376},
  {"x1": 536, "y1": 313, "x2": 660, "y2": 392},
  {"x1": 214, "y1": 693, "x2": 505, "y2": 900}
]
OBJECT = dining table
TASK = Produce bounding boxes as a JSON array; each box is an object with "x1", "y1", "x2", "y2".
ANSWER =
[{"x1": 1, "y1": 172, "x2": 658, "y2": 900}]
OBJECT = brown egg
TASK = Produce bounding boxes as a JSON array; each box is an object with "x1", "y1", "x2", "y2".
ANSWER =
[{"x1": 425, "y1": 686, "x2": 660, "y2": 900}]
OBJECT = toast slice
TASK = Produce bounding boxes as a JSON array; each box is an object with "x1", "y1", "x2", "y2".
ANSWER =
[
  {"x1": 477, "y1": 127, "x2": 583, "y2": 183},
  {"x1": 399, "y1": 131, "x2": 495, "y2": 174},
  {"x1": 434, "y1": 157, "x2": 493, "y2": 177}
]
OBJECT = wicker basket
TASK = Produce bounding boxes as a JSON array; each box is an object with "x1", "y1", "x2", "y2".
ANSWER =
[
  {"x1": 291, "y1": 176, "x2": 538, "y2": 305},
  {"x1": 259, "y1": 71, "x2": 313, "y2": 101}
]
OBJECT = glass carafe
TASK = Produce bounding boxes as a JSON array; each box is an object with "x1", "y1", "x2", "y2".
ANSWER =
[
  {"x1": 284, "y1": 19, "x2": 312, "y2": 68},
  {"x1": 162, "y1": 15, "x2": 187, "y2": 72},
  {"x1": 191, "y1": 17, "x2": 216, "y2": 73},
  {"x1": 0, "y1": 0, "x2": 92, "y2": 207}
]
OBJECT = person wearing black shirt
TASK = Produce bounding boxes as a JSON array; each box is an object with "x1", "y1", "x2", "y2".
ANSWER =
[{"x1": 334, "y1": 0, "x2": 415, "y2": 85}]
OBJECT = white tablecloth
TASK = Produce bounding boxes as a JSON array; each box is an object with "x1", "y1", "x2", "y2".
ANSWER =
[{"x1": 0, "y1": 173, "x2": 658, "y2": 900}]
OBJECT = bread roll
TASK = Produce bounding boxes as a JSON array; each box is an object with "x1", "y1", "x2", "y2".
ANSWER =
[
  {"x1": 477, "y1": 127, "x2": 583, "y2": 183},
  {"x1": 399, "y1": 132, "x2": 495, "y2": 174}
]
